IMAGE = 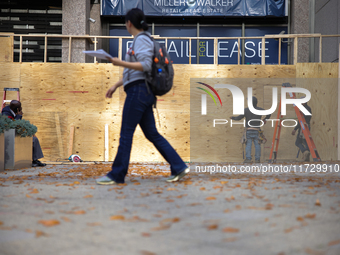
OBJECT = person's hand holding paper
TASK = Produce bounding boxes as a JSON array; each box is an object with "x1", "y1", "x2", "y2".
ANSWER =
[{"x1": 83, "y1": 49, "x2": 113, "y2": 60}]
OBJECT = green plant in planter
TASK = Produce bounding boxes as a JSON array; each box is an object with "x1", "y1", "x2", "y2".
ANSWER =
[
  {"x1": 9, "y1": 119, "x2": 37, "y2": 137},
  {"x1": 0, "y1": 115, "x2": 37, "y2": 137},
  {"x1": 0, "y1": 115, "x2": 12, "y2": 134}
]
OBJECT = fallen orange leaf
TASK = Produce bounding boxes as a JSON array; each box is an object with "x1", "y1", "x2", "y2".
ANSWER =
[
  {"x1": 207, "y1": 224, "x2": 218, "y2": 230},
  {"x1": 304, "y1": 248, "x2": 324, "y2": 255},
  {"x1": 151, "y1": 225, "x2": 171, "y2": 231},
  {"x1": 223, "y1": 237, "x2": 238, "y2": 242},
  {"x1": 206, "y1": 197, "x2": 216, "y2": 201},
  {"x1": 328, "y1": 239, "x2": 340, "y2": 246},
  {"x1": 223, "y1": 227, "x2": 239, "y2": 233},
  {"x1": 73, "y1": 210, "x2": 86, "y2": 215},
  {"x1": 35, "y1": 230, "x2": 49, "y2": 238},
  {"x1": 61, "y1": 217, "x2": 71, "y2": 222},
  {"x1": 225, "y1": 196, "x2": 235, "y2": 202},
  {"x1": 87, "y1": 222, "x2": 102, "y2": 227},
  {"x1": 304, "y1": 213, "x2": 316, "y2": 219},
  {"x1": 110, "y1": 215, "x2": 125, "y2": 220},
  {"x1": 83, "y1": 195, "x2": 93, "y2": 198},
  {"x1": 189, "y1": 203, "x2": 202, "y2": 206},
  {"x1": 296, "y1": 217, "x2": 304, "y2": 222},
  {"x1": 265, "y1": 203, "x2": 274, "y2": 210},
  {"x1": 167, "y1": 188, "x2": 178, "y2": 191},
  {"x1": 38, "y1": 219, "x2": 60, "y2": 227},
  {"x1": 172, "y1": 217, "x2": 180, "y2": 223},
  {"x1": 315, "y1": 199, "x2": 321, "y2": 206},
  {"x1": 284, "y1": 227, "x2": 295, "y2": 233},
  {"x1": 140, "y1": 250, "x2": 156, "y2": 255},
  {"x1": 213, "y1": 186, "x2": 222, "y2": 189},
  {"x1": 160, "y1": 217, "x2": 180, "y2": 224},
  {"x1": 141, "y1": 232, "x2": 151, "y2": 237},
  {"x1": 30, "y1": 189, "x2": 39, "y2": 194}
]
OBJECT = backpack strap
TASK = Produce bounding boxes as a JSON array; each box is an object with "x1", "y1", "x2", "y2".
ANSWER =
[
  {"x1": 127, "y1": 32, "x2": 153, "y2": 84},
  {"x1": 130, "y1": 32, "x2": 153, "y2": 61},
  {"x1": 130, "y1": 32, "x2": 156, "y2": 98},
  {"x1": 129, "y1": 33, "x2": 157, "y2": 108}
]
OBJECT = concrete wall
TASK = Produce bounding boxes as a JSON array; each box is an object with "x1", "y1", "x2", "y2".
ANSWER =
[
  {"x1": 291, "y1": 0, "x2": 310, "y2": 63},
  {"x1": 62, "y1": 0, "x2": 91, "y2": 63},
  {"x1": 315, "y1": 0, "x2": 340, "y2": 63}
]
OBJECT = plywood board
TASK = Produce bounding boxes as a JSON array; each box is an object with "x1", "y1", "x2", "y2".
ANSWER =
[
  {"x1": 0, "y1": 35, "x2": 13, "y2": 62},
  {"x1": 296, "y1": 63, "x2": 338, "y2": 160},
  {"x1": 0, "y1": 63, "x2": 20, "y2": 89},
  {"x1": 0, "y1": 62, "x2": 337, "y2": 162}
]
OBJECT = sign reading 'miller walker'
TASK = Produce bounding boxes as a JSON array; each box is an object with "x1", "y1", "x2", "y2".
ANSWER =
[{"x1": 102, "y1": 0, "x2": 286, "y2": 17}]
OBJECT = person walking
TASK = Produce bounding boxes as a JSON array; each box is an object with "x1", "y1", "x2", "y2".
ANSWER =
[{"x1": 96, "y1": 8, "x2": 189, "y2": 185}]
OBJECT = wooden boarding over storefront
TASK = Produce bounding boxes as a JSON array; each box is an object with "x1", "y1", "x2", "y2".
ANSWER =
[{"x1": 0, "y1": 33, "x2": 339, "y2": 162}]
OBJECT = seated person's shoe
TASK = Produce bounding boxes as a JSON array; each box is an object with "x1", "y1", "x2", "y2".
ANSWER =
[
  {"x1": 255, "y1": 159, "x2": 260, "y2": 163},
  {"x1": 96, "y1": 176, "x2": 116, "y2": 185},
  {"x1": 32, "y1": 160, "x2": 46, "y2": 167},
  {"x1": 243, "y1": 159, "x2": 252, "y2": 163},
  {"x1": 166, "y1": 168, "x2": 190, "y2": 183}
]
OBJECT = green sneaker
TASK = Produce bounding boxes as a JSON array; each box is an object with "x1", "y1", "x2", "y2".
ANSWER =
[
  {"x1": 96, "y1": 176, "x2": 116, "y2": 185},
  {"x1": 255, "y1": 160, "x2": 260, "y2": 163},
  {"x1": 244, "y1": 159, "x2": 252, "y2": 163},
  {"x1": 166, "y1": 168, "x2": 190, "y2": 183}
]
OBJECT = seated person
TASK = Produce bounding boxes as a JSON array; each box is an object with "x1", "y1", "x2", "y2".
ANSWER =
[{"x1": 2, "y1": 100, "x2": 46, "y2": 167}]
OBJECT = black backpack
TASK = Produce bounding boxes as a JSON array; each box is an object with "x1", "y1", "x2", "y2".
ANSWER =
[{"x1": 132, "y1": 33, "x2": 174, "y2": 96}]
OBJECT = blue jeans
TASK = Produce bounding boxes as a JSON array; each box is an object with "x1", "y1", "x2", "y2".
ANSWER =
[
  {"x1": 245, "y1": 130, "x2": 261, "y2": 161},
  {"x1": 107, "y1": 81, "x2": 187, "y2": 183}
]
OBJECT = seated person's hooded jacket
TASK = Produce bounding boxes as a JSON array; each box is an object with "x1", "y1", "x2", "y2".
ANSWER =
[{"x1": 1, "y1": 105, "x2": 22, "y2": 120}]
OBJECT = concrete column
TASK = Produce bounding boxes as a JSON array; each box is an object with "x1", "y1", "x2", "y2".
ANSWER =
[
  {"x1": 62, "y1": 0, "x2": 90, "y2": 63},
  {"x1": 315, "y1": 0, "x2": 340, "y2": 63},
  {"x1": 291, "y1": 0, "x2": 310, "y2": 63},
  {"x1": 88, "y1": 2, "x2": 102, "y2": 63}
]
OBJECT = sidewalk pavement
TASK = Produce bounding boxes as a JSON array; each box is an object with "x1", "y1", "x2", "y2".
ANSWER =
[{"x1": 0, "y1": 162, "x2": 340, "y2": 255}]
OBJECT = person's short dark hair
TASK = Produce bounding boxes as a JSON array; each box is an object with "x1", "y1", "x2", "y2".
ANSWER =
[
  {"x1": 125, "y1": 8, "x2": 148, "y2": 31},
  {"x1": 9, "y1": 100, "x2": 21, "y2": 113}
]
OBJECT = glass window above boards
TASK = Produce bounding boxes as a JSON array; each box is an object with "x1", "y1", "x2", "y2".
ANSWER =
[{"x1": 109, "y1": 25, "x2": 288, "y2": 65}]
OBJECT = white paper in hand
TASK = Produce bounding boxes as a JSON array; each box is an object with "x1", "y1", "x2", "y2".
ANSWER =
[{"x1": 83, "y1": 49, "x2": 113, "y2": 60}]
